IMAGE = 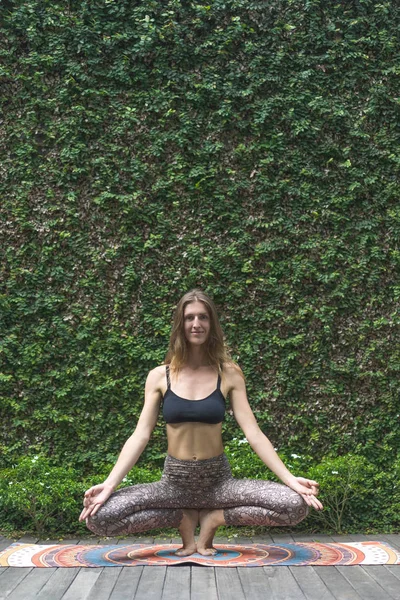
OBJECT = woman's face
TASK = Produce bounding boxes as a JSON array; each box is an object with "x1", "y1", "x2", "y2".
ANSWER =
[{"x1": 183, "y1": 301, "x2": 211, "y2": 346}]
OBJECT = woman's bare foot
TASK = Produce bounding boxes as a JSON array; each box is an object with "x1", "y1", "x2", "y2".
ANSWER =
[
  {"x1": 197, "y1": 509, "x2": 225, "y2": 556},
  {"x1": 175, "y1": 509, "x2": 199, "y2": 556}
]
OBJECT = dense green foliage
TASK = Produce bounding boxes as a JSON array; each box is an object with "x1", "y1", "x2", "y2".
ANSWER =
[
  {"x1": 1, "y1": 0, "x2": 399, "y2": 520},
  {"x1": 1, "y1": 450, "x2": 399, "y2": 535}
]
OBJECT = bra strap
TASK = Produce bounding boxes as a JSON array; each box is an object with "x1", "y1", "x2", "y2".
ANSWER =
[
  {"x1": 217, "y1": 373, "x2": 221, "y2": 390},
  {"x1": 166, "y1": 365, "x2": 171, "y2": 389}
]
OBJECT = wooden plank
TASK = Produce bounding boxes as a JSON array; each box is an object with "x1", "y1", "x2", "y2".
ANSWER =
[
  {"x1": 386, "y1": 565, "x2": 400, "y2": 580},
  {"x1": 238, "y1": 566, "x2": 273, "y2": 600},
  {"x1": 263, "y1": 566, "x2": 307, "y2": 600},
  {"x1": 191, "y1": 567, "x2": 218, "y2": 600},
  {"x1": 0, "y1": 539, "x2": 12, "y2": 552},
  {"x1": 270, "y1": 533, "x2": 295, "y2": 544},
  {"x1": 162, "y1": 566, "x2": 190, "y2": 600},
  {"x1": 6, "y1": 568, "x2": 56, "y2": 600},
  {"x1": 109, "y1": 567, "x2": 143, "y2": 600},
  {"x1": 315, "y1": 566, "x2": 363, "y2": 600},
  {"x1": 17, "y1": 536, "x2": 39, "y2": 544},
  {"x1": 337, "y1": 565, "x2": 393, "y2": 600},
  {"x1": 215, "y1": 568, "x2": 246, "y2": 600},
  {"x1": 86, "y1": 567, "x2": 123, "y2": 600},
  {"x1": 61, "y1": 568, "x2": 102, "y2": 600},
  {"x1": 34, "y1": 568, "x2": 80, "y2": 600},
  {"x1": 250, "y1": 533, "x2": 274, "y2": 544},
  {"x1": 134, "y1": 566, "x2": 166, "y2": 600},
  {"x1": 57, "y1": 538, "x2": 80, "y2": 545},
  {"x1": 117, "y1": 537, "x2": 155, "y2": 545},
  {"x1": 382, "y1": 535, "x2": 400, "y2": 552},
  {"x1": 289, "y1": 566, "x2": 336, "y2": 600},
  {"x1": 291, "y1": 534, "x2": 319, "y2": 543},
  {"x1": 362, "y1": 565, "x2": 400, "y2": 599},
  {"x1": 0, "y1": 568, "x2": 32, "y2": 600},
  {"x1": 309, "y1": 535, "x2": 335, "y2": 543},
  {"x1": 77, "y1": 537, "x2": 103, "y2": 545}
]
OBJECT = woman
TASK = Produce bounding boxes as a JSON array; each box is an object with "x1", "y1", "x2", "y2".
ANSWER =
[{"x1": 79, "y1": 289, "x2": 323, "y2": 556}]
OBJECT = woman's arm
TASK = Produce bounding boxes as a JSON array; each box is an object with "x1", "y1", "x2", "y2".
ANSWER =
[
  {"x1": 227, "y1": 364, "x2": 323, "y2": 511},
  {"x1": 79, "y1": 367, "x2": 163, "y2": 521},
  {"x1": 103, "y1": 368, "x2": 162, "y2": 489}
]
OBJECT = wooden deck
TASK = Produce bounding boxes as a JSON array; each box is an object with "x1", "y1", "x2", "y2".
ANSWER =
[{"x1": 1, "y1": 532, "x2": 399, "y2": 599}]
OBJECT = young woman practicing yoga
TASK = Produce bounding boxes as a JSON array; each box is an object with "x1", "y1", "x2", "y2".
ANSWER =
[{"x1": 79, "y1": 289, "x2": 323, "y2": 556}]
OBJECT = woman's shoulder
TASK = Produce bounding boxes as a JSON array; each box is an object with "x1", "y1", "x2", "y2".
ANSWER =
[
  {"x1": 145, "y1": 364, "x2": 168, "y2": 387},
  {"x1": 221, "y1": 361, "x2": 245, "y2": 380}
]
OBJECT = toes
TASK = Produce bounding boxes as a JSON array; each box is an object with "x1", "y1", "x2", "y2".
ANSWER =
[
  {"x1": 197, "y1": 547, "x2": 218, "y2": 556},
  {"x1": 174, "y1": 547, "x2": 196, "y2": 557}
]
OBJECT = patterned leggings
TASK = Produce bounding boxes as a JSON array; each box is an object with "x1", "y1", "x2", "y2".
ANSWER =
[{"x1": 86, "y1": 453, "x2": 309, "y2": 537}]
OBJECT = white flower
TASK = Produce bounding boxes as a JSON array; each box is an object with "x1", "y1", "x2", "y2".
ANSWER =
[
  {"x1": 291, "y1": 454, "x2": 301, "y2": 459},
  {"x1": 238, "y1": 438, "x2": 248, "y2": 445},
  {"x1": 332, "y1": 471, "x2": 339, "y2": 474}
]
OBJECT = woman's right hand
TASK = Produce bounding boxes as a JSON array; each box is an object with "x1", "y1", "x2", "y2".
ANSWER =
[{"x1": 79, "y1": 483, "x2": 115, "y2": 522}]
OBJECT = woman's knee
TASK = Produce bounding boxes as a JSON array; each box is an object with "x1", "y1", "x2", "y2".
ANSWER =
[
  {"x1": 288, "y1": 492, "x2": 309, "y2": 525},
  {"x1": 86, "y1": 512, "x2": 108, "y2": 536}
]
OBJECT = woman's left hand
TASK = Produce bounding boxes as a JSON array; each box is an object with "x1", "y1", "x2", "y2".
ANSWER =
[{"x1": 288, "y1": 477, "x2": 324, "y2": 511}]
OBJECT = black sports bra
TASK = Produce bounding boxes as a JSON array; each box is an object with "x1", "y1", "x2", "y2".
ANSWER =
[{"x1": 162, "y1": 365, "x2": 226, "y2": 425}]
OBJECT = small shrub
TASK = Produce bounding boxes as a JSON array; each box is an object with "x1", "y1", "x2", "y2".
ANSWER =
[
  {"x1": 306, "y1": 455, "x2": 377, "y2": 533},
  {"x1": 0, "y1": 455, "x2": 86, "y2": 536}
]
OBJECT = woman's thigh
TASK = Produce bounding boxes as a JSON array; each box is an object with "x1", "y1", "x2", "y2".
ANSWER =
[
  {"x1": 209, "y1": 477, "x2": 306, "y2": 512},
  {"x1": 93, "y1": 479, "x2": 192, "y2": 522}
]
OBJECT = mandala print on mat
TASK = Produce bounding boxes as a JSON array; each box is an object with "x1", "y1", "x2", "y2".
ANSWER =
[{"x1": 1, "y1": 542, "x2": 399, "y2": 568}]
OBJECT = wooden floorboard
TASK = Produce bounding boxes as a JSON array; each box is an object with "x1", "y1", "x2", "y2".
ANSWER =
[
  {"x1": 34, "y1": 568, "x2": 80, "y2": 600},
  {"x1": 85, "y1": 567, "x2": 122, "y2": 600},
  {"x1": 6, "y1": 569, "x2": 55, "y2": 600},
  {"x1": 162, "y1": 566, "x2": 190, "y2": 600},
  {"x1": 362, "y1": 564, "x2": 400, "y2": 599},
  {"x1": 290, "y1": 565, "x2": 336, "y2": 600},
  {"x1": 134, "y1": 566, "x2": 166, "y2": 600},
  {"x1": 59, "y1": 568, "x2": 102, "y2": 600},
  {"x1": 108, "y1": 567, "x2": 143, "y2": 600},
  {"x1": 0, "y1": 568, "x2": 33, "y2": 600},
  {"x1": 191, "y1": 567, "x2": 218, "y2": 600},
  {"x1": 237, "y1": 567, "x2": 274, "y2": 600},
  {"x1": 315, "y1": 566, "x2": 364, "y2": 600},
  {"x1": 337, "y1": 565, "x2": 395, "y2": 600},
  {"x1": 264, "y1": 566, "x2": 307, "y2": 600},
  {"x1": 0, "y1": 534, "x2": 399, "y2": 599},
  {"x1": 215, "y1": 568, "x2": 246, "y2": 600}
]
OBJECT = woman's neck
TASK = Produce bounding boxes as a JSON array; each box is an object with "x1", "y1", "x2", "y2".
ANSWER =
[{"x1": 184, "y1": 346, "x2": 210, "y2": 370}]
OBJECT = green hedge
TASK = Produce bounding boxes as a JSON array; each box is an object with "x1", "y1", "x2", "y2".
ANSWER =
[
  {"x1": 1, "y1": 0, "x2": 399, "y2": 488},
  {"x1": 1, "y1": 451, "x2": 398, "y2": 536}
]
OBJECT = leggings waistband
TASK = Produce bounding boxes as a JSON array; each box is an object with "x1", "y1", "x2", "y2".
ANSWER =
[{"x1": 162, "y1": 453, "x2": 232, "y2": 487}]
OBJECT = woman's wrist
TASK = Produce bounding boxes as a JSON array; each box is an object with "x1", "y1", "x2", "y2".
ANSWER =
[
  {"x1": 103, "y1": 480, "x2": 118, "y2": 491},
  {"x1": 279, "y1": 472, "x2": 297, "y2": 487}
]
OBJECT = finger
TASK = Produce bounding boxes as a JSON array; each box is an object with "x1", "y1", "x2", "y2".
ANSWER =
[
  {"x1": 308, "y1": 495, "x2": 323, "y2": 511},
  {"x1": 79, "y1": 507, "x2": 89, "y2": 521},
  {"x1": 91, "y1": 503, "x2": 102, "y2": 517}
]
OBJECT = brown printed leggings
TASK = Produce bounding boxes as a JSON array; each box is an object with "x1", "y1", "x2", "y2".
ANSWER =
[{"x1": 86, "y1": 453, "x2": 309, "y2": 537}]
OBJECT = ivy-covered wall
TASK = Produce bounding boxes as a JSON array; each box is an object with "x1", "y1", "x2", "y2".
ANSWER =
[{"x1": 1, "y1": 0, "x2": 399, "y2": 474}]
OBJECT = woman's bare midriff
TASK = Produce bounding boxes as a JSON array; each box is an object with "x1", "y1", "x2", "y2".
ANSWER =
[{"x1": 166, "y1": 422, "x2": 224, "y2": 460}]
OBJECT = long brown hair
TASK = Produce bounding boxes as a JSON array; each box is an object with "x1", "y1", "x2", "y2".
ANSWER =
[{"x1": 165, "y1": 289, "x2": 231, "y2": 373}]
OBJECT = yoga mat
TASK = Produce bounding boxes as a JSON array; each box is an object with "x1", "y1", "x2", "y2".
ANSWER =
[{"x1": 1, "y1": 541, "x2": 399, "y2": 567}]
